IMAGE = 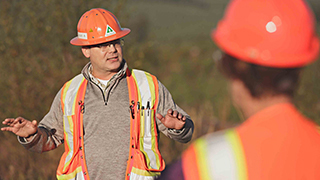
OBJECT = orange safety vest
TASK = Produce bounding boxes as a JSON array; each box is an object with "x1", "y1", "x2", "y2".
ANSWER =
[
  {"x1": 56, "y1": 68, "x2": 165, "y2": 180},
  {"x1": 181, "y1": 103, "x2": 320, "y2": 180}
]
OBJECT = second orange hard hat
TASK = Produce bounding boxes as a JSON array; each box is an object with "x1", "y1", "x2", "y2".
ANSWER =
[
  {"x1": 70, "y1": 8, "x2": 130, "y2": 46},
  {"x1": 212, "y1": 0, "x2": 319, "y2": 68}
]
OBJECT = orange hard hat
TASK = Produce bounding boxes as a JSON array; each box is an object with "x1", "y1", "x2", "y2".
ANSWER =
[
  {"x1": 212, "y1": 0, "x2": 319, "y2": 68},
  {"x1": 70, "y1": 8, "x2": 130, "y2": 46}
]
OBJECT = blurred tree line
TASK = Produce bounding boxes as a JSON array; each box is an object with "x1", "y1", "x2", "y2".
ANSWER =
[{"x1": 0, "y1": 0, "x2": 320, "y2": 179}]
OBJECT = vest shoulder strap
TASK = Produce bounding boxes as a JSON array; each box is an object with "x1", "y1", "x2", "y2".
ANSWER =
[
  {"x1": 61, "y1": 74, "x2": 87, "y2": 116},
  {"x1": 130, "y1": 69, "x2": 159, "y2": 109}
]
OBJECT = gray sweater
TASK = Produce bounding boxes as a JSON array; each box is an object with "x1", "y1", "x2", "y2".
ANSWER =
[{"x1": 19, "y1": 61, "x2": 194, "y2": 180}]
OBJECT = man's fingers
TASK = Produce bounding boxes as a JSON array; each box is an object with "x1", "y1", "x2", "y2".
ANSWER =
[
  {"x1": 1, "y1": 126, "x2": 13, "y2": 132},
  {"x1": 32, "y1": 120, "x2": 38, "y2": 126},
  {"x1": 3, "y1": 119, "x2": 18, "y2": 127},
  {"x1": 172, "y1": 110, "x2": 178, "y2": 118},
  {"x1": 165, "y1": 109, "x2": 187, "y2": 121},
  {"x1": 2, "y1": 118, "x2": 14, "y2": 125},
  {"x1": 14, "y1": 117, "x2": 25, "y2": 123},
  {"x1": 156, "y1": 113, "x2": 164, "y2": 121},
  {"x1": 10, "y1": 118, "x2": 23, "y2": 126}
]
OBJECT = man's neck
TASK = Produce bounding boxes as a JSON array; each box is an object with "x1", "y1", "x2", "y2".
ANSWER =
[
  {"x1": 232, "y1": 79, "x2": 292, "y2": 119},
  {"x1": 241, "y1": 95, "x2": 292, "y2": 119},
  {"x1": 92, "y1": 71, "x2": 117, "y2": 80}
]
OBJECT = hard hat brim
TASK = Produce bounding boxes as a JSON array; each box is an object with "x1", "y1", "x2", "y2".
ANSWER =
[{"x1": 70, "y1": 28, "x2": 131, "y2": 46}]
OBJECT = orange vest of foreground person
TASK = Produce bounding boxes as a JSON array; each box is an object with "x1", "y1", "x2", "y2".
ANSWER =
[
  {"x1": 182, "y1": 103, "x2": 320, "y2": 180},
  {"x1": 56, "y1": 68, "x2": 165, "y2": 180}
]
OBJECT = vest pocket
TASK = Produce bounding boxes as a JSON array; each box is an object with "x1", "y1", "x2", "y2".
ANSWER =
[
  {"x1": 133, "y1": 149, "x2": 163, "y2": 172},
  {"x1": 134, "y1": 109, "x2": 164, "y2": 172}
]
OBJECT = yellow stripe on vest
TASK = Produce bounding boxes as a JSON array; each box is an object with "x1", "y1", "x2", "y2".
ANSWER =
[
  {"x1": 188, "y1": 129, "x2": 248, "y2": 180},
  {"x1": 193, "y1": 138, "x2": 211, "y2": 180},
  {"x1": 131, "y1": 69, "x2": 162, "y2": 171},
  {"x1": 57, "y1": 166, "x2": 84, "y2": 180},
  {"x1": 226, "y1": 130, "x2": 248, "y2": 180}
]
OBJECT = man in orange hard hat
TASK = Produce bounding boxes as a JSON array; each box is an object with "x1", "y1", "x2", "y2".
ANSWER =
[
  {"x1": 1, "y1": 8, "x2": 194, "y2": 180},
  {"x1": 158, "y1": 0, "x2": 320, "y2": 179}
]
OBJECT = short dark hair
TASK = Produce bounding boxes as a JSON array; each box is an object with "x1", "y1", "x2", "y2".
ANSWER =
[{"x1": 218, "y1": 53, "x2": 301, "y2": 98}]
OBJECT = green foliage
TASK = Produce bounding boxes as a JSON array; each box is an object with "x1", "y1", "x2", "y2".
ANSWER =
[
  {"x1": 0, "y1": 0, "x2": 127, "y2": 179},
  {"x1": 0, "y1": 0, "x2": 320, "y2": 179}
]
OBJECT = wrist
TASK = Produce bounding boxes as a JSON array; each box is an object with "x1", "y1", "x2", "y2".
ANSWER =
[
  {"x1": 168, "y1": 128, "x2": 182, "y2": 133},
  {"x1": 26, "y1": 129, "x2": 38, "y2": 139}
]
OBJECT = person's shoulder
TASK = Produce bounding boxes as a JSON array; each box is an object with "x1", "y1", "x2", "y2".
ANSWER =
[
  {"x1": 130, "y1": 69, "x2": 159, "y2": 82},
  {"x1": 64, "y1": 74, "x2": 85, "y2": 84},
  {"x1": 194, "y1": 129, "x2": 235, "y2": 144},
  {"x1": 184, "y1": 128, "x2": 238, "y2": 156},
  {"x1": 131, "y1": 69, "x2": 154, "y2": 75}
]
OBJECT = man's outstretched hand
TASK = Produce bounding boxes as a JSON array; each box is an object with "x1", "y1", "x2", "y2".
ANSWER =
[
  {"x1": 156, "y1": 109, "x2": 186, "y2": 130},
  {"x1": 1, "y1": 117, "x2": 38, "y2": 138}
]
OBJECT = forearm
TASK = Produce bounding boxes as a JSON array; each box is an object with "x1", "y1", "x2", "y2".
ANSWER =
[
  {"x1": 168, "y1": 118, "x2": 194, "y2": 143},
  {"x1": 156, "y1": 81, "x2": 194, "y2": 143},
  {"x1": 18, "y1": 126, "x2": 63, "y2": 153},
  {"x1": 18, "y1": 89, "x2": 65, "y2": 153},
  {"x1": 157, "y1": 116, "x2": 194, "y2": 143}
]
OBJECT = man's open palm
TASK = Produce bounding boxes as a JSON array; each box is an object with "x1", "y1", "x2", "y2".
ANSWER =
[
  {"x1": 156, "y1": 109, "x2": 186, "y2": 130},
  {"x1": 1, "y1": 117, "x2": 38, "y2": 138}
]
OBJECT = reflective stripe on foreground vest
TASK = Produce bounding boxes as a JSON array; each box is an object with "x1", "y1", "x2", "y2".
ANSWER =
[
  {"x1": 58, "y1": 74, "x2": 89, "y2": 180},
  {"x1": 182, "y1": 129, "x2": 248, "y2": 180},
  {"x1": 126, "y1": 69, "x2": 165, "y2": 180}
]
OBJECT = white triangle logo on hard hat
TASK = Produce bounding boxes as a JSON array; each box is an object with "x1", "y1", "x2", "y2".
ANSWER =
[{"x1": 105, "y1": 25, "x2": 116, "y2": 37}]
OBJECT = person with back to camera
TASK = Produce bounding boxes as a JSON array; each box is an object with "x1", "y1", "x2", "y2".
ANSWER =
[
  {"x1": 1, "y1": 8, "x2": 194, "y2": 180},
  {"x1": 157, "y1": 0, "x2": 320, "y2": 179}
]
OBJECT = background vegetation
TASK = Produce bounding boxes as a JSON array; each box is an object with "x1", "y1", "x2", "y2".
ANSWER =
[{"x1": 0, "y1": 0, "x2": 319, "y2": 179}]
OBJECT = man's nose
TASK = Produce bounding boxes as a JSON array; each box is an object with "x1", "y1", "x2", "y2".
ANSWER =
[{"x1": 107, "y1": 44, "x2": 117, "y2": 53}]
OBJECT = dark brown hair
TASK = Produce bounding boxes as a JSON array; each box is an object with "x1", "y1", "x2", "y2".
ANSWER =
[{"x1": 219, "y1": 53, "x2": 301, "y2": 98}]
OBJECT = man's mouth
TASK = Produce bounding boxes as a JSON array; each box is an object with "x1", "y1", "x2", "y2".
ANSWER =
[{"x1": 107, "y1": 56, "x2": 118, "y2": 61}]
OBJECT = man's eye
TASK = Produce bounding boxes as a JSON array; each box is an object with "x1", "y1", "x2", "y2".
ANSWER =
[{"x1": 102, "y1": 44, "x2": 111, "y2": 47}]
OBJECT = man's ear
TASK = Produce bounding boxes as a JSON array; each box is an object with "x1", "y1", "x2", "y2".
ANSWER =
[
  {"x1": 230, "y1": 79, "x2": 246, "y2": 107},
  {"x1": 81, "y1": 47, "x2": 91, "y2": 58}
]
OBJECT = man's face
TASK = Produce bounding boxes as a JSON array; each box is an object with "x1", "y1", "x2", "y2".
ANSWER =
[{"x1": 82, "y1": 39, "x2": 123, "y2": 78}]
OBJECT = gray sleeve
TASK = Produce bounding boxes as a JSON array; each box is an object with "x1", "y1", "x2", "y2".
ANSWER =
[
  {"x1": 18, "y1": 89, "x2": 64, "y2": 153},
  {"x1": 156, "y1": 81, "x2": 194, "y2": 143}
]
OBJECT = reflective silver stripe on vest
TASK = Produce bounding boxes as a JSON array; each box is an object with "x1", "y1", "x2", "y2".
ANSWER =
[
  {"x1": 132, "y1": 69, "x2": 158, "y2": 170},
  {"x1": 63, "y1": 74, "x2": 85, "y2": 169},
  {"x1": 200, "y1": 130, "x2": 247, "y2": 180},
  {"x1": 74, "y1": 170, "x2": 85, "y2": 180},
  {"x1": 64, "y1": 74, "x2": 85, "y2": 116},
  {"x1": 133, "y1": 69, "x2": 152, "y2": 107},
  {"x1": 206, "y1": 131, "x2": 238, "y2": 179}
]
